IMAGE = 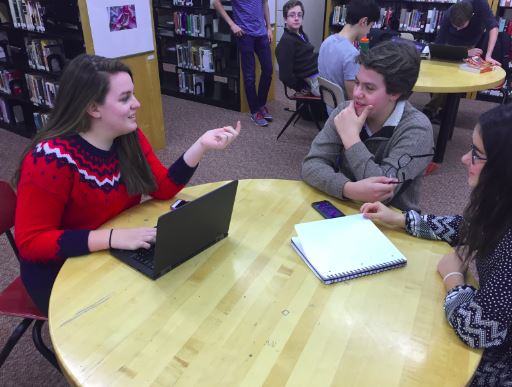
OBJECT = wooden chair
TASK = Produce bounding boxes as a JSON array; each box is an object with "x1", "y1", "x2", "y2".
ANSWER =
[
  {"x1": 276, "y1": 84, "x2": 323, "y2": 140},
  {"x1": 0, "y1": 181, "x2": 60, "y2": 371}
]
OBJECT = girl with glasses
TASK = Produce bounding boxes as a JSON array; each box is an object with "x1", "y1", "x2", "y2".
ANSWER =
[{"x1": 360, "y1": 104, "x2": 512, "y2": 386}]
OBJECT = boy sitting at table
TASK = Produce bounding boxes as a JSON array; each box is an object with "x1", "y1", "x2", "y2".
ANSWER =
[{"x1": 302, "y1": 41, "x2": 434, "y2": 212}]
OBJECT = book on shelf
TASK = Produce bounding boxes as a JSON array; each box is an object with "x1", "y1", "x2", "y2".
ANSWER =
[
  {"x1": 291, "y1": 214, "x2": 407, "y2": 284},
  {"x1": 8, "y1": 0, "x2": 45, "y2": 31},
  {"x1": 33, "y1": 111, "x2": 49, "y2": 131},
  {"x1": 25, "y1": 73, "x2": 59, "y2": 106},
  {"x1": 173, "y1": 10, "x2": 213, "y2": 38},
  {"x1": 0, "y1": 97, "x2": 24, "y2": 124},
  {"x1": 177, "y1": 68, "x2": 205, "y2": 95},
  {"x1": 0, "y1": 3, "x2": 11, "y2": 24},
  {"x1": 176, "y1": 40, "x2": 214, "y2": 72},
  {"x1": 459, "y1": 56, "x2": 494, "y2": 73},
  {"x1": 0, "y1": 68, "x2": 23, "y2": 94}
]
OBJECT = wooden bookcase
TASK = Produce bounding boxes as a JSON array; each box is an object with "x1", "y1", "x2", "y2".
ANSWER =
[{"x1": 153, "y1": 0, "x2": 275, "y2": 113}]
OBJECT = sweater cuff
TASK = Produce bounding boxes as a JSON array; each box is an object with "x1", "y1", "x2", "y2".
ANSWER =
[
  {"x1": 168, "y1": 154, "x2": 198, "y2": 185},
  {"x1": 57, "y1": 230, "x2": 90, "y2": 258}
]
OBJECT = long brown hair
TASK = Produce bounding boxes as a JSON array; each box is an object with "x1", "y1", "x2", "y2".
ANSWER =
[{"x1": 13, "y1": 54, "x2": 156, "y2": 195}]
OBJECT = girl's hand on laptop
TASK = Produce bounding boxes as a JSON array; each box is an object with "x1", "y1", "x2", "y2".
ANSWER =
[
  {"x1": 110, "y1": 227, "x2": 157, "y2": 250},
  {"x1": 183, "y1": 121, "x2": 241, "y2": 167},
  {"x1": 360, "y1": 201, "x2": 405, "y2": 228}
]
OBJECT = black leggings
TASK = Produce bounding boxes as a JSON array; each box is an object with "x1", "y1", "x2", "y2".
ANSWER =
[{"x1": 19, "y1": 259, "x2": 64, "y2": 316}]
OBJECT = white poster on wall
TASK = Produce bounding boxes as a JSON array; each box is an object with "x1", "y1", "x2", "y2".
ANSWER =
[{"x1": 86, "y1": 0, "x2": 154, "y2": 58}]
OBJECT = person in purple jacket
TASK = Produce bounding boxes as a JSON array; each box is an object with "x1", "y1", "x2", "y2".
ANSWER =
[{"x1": 214, "y1": 0, "x2": 273, "y2": 127}]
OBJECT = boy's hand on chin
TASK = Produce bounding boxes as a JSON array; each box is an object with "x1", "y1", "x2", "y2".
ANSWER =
[{"x1": 334, "y1": 102, "x2": 373, "y2": 149}]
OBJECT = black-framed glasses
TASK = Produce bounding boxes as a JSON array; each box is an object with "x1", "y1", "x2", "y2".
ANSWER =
[
  {"x1": 470, "y1": 144, "x2": 487, "y2": 165},
  {"x1": 384, "y1": 153, "x2": 435, "y2": 184}
]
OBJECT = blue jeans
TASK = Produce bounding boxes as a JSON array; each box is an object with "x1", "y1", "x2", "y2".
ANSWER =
[{"x1": 237, "y1": 34, "x2": 273, "y2": 114}]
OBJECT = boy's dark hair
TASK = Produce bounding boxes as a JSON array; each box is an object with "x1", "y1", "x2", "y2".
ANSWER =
[
  {"x1": 357, "y1": 41, "x2": 420, "y2": 101},
  {"x1": 449, "y1": 1, "x2": 473, "y2": 28},
  {"x1": 282, "y1": 0, "x2": 304, "y2": 19},
  {"x1": 346, "y1": 0, "x2": 380, "y2": 25}
]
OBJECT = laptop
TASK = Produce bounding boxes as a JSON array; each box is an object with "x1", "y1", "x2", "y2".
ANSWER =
[
  {"x1": 110, "y1": 180, "x2": 238, "y2": 279},
  {"x1": 428, "y1": 43, "x2": 468, "y2": 61}
]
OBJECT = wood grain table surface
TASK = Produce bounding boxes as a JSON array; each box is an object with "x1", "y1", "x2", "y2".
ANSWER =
[{"x1": 49, "y1": 179, "x2": 481, "y2": 386}]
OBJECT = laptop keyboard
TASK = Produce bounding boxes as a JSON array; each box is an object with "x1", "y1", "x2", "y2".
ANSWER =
[{"x1": 134, "y1": 246, "x2": 155, "y2": 269}]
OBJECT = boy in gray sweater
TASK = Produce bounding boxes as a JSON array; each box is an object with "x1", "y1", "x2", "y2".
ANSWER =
[{"x1": 302, "y1": 41, "x2": 434, "y2": 211}]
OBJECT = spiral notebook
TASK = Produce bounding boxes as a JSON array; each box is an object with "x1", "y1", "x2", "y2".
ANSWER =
[{"x1": 292, "y1": 214, "x2": 406, "y2": 284}]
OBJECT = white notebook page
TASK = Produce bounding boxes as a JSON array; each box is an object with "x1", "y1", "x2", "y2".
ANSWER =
[{"x1": 294, "y1": 214, "x2": 406, "y2": 277}]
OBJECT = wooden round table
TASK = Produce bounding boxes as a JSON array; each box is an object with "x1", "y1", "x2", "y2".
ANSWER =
[
  {"x1": 413, "y1": 59, "x2": 505, "y2": 163},
  {"x1": 49, "y1": 179, "x2": 481, "y2": 386}
]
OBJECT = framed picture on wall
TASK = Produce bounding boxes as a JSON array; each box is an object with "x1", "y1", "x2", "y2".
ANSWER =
[{"x1": 86, "y1": 0, "x2": 154, "y2": 58}]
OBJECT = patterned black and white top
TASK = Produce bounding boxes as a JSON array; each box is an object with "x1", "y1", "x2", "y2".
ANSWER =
[{"x1": 405, "y1": 211, "x2": 512, "y2": 386}]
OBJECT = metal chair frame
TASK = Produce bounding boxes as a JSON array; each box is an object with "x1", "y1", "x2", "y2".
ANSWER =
[
  {"x1": 277, "y1": 85, "x2": 323, "y2": 140},
  {"x1": 0, "y1": 181, "x2": 61, "y2": 372}
]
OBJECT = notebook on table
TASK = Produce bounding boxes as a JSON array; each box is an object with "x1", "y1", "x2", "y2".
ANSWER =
[
  {"x1": 291, "y1": 214, "x2": 406, "y2": 284},
  {"x1": 110, "y1": 180, "x2": 238, "y2": 280}
]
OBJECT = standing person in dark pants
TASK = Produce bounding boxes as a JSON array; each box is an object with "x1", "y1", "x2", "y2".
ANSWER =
[
  {"x1": 214, "y1": 0, "x2": 274, "y2": 127},
  {"x1": 423, "y1": 0, "x2": 500, "y2": 121}
]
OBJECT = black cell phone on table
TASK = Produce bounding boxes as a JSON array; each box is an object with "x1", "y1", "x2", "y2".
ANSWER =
[{"x1": 311, "y1": 200, "x2": 345, "y2": 219}]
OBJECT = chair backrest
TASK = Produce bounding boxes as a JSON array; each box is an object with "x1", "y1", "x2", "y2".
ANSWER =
[
  {"x1": 0, "y1": 181, "x2": 16, "y2": 234},
  {"x1": 318, "y1": 76, "x2": 345, "y2": 109},
  {"x1": 0, "y1": 180, "x2": 19, "y2": 259},
  {"x1": 400, "y1": 32, "x2": 414, "y2": 41}
]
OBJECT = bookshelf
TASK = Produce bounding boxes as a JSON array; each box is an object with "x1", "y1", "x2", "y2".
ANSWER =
[
  {"x1": 153, "y1": 0, "x2": 276, "y2": 113},
  {"x1": 0, "y1": 0, "x2": 83, "y2": 138},
  {"x1": 0, "y1": 0, "x2": 167, "y2": 149},
  {"x1": 324, "y1": 0, "x2": 459, "y2": 41},
  {"x1": 153, "y1": 0, "x2": 242, "y2": 111}
]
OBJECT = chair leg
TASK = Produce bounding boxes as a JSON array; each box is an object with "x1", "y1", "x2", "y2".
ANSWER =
[
  {"x1": 32, "y1": 320, "x2": 61, "y2": 372},
  {"x1": 0, "y1": 318, "x2": 33, "y2": 368},
  {"x1": 277, "y1": 102, "x2": 305, "y2": 140},
  {"x1": 307, "y1": 103, "x2": 322, "y2": 131}
]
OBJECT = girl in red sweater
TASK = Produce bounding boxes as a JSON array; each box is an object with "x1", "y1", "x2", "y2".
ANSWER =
[{"x1": 13, "y1": 54, "x2": 240, "y2": 315}]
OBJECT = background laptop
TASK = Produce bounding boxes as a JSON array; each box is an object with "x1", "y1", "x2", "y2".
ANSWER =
[
  {"x1": 110, "y1": 180, "x2": 238, "y2": 279},
  {"x1": 429, "y1": 43, "x2": 468, "y2": 61}
]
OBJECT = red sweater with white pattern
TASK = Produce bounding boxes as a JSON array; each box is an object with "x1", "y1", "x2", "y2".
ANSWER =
[{"x1": 15, "y1": 128, "x2": 196, "y2": 263}]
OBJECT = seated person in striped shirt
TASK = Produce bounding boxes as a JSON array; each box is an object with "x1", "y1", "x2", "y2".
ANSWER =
[
  {"x1": 275, "y1": 0, "x2": 320, "y2": 96},
  {"x1": 361, "y1": 104, "x2": 512, "y2": 386},
  {"x1": 13, "y1": 54, "x2": 241, "y2": 315}
]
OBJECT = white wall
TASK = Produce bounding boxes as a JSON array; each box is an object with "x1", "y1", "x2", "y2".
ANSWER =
[{"x1": 275, "y1": 0, "x2": 325, "y2": 51}]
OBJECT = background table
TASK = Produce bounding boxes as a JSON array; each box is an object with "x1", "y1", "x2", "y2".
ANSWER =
[
  {"x1": 413, "y1": 60, "x2": 505, "y2": 163},
  {"x1": 49, "y1": 180, "x2": 481, "y2": 386}
]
